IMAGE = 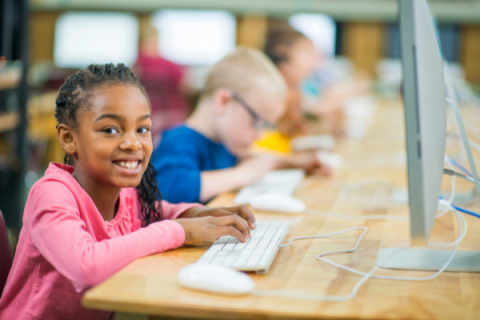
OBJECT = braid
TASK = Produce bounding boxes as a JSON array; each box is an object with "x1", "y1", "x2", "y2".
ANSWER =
[
  {"x1": 137, "y1": 161, "x2": 163, "y2": 225},
  {"x1": 55, "y1": 63, "x2": 163, "y2": 225}
]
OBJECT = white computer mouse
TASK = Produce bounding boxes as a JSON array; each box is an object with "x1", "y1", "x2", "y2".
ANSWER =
[
  {"x1": 178, "y1": 263, "x2": 254, "y2": 295},
  {"x1": 249, "y1": 193, "x2": 306, "y2": 213}
]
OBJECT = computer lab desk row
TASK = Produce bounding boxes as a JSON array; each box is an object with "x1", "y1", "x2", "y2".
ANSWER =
[{"x1": 82, "y1": 100, "x2": 480, "y2": 320}]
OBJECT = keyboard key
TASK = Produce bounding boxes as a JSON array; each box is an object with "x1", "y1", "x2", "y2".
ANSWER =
[
  {"x1": 214, "y1": 236, "x2": 230, "y2": 244},
  {"x1": 264, "y1": 247, "x2": 274, "y2": 255},
  {"x1": 216, "y1": 251, "x2": 228, "y2": 255},
  {"x1": 263, "y1": 231, "x2": 276, "y2": 238},
  {"x1": 253, "y1": 248, "x2": 265, "y2": 256},
  {"x1": 245, "y1": 239, "x2": 260, "y2": 249},
  {"x1": 246, "y1": 256, "x2": 260, "y2": 266},
  {"x1": 223, "y1": 243, "x2": 237, "y2": 250},
  {"x1": 212, "y1": 256, "x2": 226, "y2": 265},
  {"x1": 235, "y1": 242, "x2": 248, "y2": 250},
  {"x1": 222, "y1": 256, "x2": 237, "y2": 267},
  {"x1": 210, "y1": 244, "x2": 224, "y2": 251},
  {"x1": 267, "y1": 231, "x2": 284, "y2": 248},
  {"x1": 259, "y1": 256, "x2": 270, "y2": 266},
  {"x1": 257, "y1": 241, "x2": 270, "y2": 249},
  {"x1": 234, "y1": 256, "x2": 248, "y2": 267},
  {"x1": 240, "y1": 248, "x2": 254, "y2": 256},
  {"x1": 253, "y1": 230, "x2": 267, "y2": 239}
]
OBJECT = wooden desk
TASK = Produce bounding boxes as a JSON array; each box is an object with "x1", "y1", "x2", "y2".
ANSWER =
[{"x1": 82, "y1": 100, "x2": 480, "y2": 320}]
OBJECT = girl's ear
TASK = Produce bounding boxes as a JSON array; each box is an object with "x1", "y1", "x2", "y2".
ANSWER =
[
  {"x1": 57, "y1": 124, "x2": 77, "y2": 157},
  {"x1": 212, "y1": 88, "x2": 232, "y2": 115}
]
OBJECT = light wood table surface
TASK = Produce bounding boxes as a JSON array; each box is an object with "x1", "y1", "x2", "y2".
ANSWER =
[{"x1": 82, "y1": 99, "x2": 480, "y2": 320}]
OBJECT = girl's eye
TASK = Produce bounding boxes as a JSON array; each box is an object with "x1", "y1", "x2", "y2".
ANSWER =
[
  {"x1": 104, "y1": 128, "x2": 119, "y2": 134},
  {"x1": 138, "y1": 127, "x2": 150, "y2": 134}
]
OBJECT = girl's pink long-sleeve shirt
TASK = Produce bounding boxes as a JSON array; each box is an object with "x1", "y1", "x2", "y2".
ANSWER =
[{"x1": 0, "y1": 163, "x2": 200, "y2": 320}]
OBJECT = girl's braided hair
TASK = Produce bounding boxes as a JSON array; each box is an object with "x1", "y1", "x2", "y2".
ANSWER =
[{"x1": 55, "y1": 63, "x2": 163, "y2": 225}]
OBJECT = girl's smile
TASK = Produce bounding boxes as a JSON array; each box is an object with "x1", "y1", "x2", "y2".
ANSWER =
[{"x1": 112, "y1": 157, "x2": 143, "y2": 175}]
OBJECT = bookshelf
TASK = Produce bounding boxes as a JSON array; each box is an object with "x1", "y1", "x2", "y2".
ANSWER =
[{"x1": 0, "y1": 0, "x2": 29, "y2": 233}]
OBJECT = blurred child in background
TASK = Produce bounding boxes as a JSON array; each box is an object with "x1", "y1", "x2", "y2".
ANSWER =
[
  {"x1": 0, "y1": 63, "x2": 255, "y2": 320},
  {"x1": 152, "y1": 47, "x2": 328, "y2": 204},
  {"x1": 264, "y1": 28, "x2": 369, "y2": 138},
  {"x1": 135, "y1": 22, "x2": 190, "y2": 147}
]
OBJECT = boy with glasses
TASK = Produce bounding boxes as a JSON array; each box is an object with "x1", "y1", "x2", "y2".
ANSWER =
[{"x1": 152, "y1": 47, "x2": 326, "y2": 204}]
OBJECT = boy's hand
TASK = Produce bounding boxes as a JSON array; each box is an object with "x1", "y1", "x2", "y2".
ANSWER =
[
  {"x1": 175, "y1": 205, "x2": 256, "y2": 245},
  {"x1": 235, "y1": 155, "x2": 280, "y2": 185},
  {"x1": 281, "y1": 151, "x2": 332, "y2": 176}
]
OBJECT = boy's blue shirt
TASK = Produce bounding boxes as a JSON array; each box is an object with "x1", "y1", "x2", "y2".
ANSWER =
[{"x1": 152, "y1": 125, "x2": 238, "y2": 204}]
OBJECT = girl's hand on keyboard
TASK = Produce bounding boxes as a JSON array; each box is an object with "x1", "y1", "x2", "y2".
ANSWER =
[
  {"x1": 179, "y1": 205, "x2": 256, "y2": 229},
  {"x1": 174, "y1": 214, "x2": 252, "y2": 245}
]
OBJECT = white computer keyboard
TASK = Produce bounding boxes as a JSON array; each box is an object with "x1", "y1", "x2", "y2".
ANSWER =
[
  {"x1": 197, "y1": 221, "x2": 290, "y2": 273},
  {"x1": 233, "y1": 169, "x2": 305, "y2": 204}
]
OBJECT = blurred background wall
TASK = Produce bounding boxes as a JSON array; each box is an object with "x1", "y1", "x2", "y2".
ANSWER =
[{"x1": 28, "y1": 0, "x2": 480, "y2": 80}]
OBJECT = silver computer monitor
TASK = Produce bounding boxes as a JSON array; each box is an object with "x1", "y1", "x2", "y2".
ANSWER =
[
  {"x1": 399, "y1": 0, "x2": 447, "y2": 245},
  {"x1": 377, "y1": 0, "x2": 480, "y2": 272}
]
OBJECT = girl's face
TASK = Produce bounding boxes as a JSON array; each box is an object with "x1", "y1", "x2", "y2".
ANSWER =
[{"x1": 69, "y1": 84, "x2": 153, "y2": 189}]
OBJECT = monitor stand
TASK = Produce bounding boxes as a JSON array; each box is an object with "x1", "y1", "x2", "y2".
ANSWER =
[{"x1": 377, "y1": 248, "x2": 480, "y2": 272}]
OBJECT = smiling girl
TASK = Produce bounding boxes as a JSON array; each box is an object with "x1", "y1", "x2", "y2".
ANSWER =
[{"x1": 0, "y1": 64, "x2": 255, "y2": 320}]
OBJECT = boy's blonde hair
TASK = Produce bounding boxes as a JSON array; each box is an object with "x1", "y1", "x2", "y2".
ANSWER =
[{"x1": 201, "y1": 47, "x2": 287, "y2": 101}]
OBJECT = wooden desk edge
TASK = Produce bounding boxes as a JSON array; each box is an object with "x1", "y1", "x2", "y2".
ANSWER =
[{"x1": 82, "y1": 292, "x2": 339, "y2": 320}]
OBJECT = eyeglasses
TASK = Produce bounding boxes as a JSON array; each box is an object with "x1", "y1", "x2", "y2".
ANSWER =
[{"x1": 230, "y1": 91, "x2": 276, "y2": 131}]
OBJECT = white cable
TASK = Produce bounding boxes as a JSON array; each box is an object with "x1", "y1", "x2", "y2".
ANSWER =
[
  {"x1": 280, "y1": 227, "x2": 367, "y2": 249},
  {"x1": 318, "y1": 208, "x2": 465, "y2": 281},
  {"x1": 252, "y1": 206, "x2": 466, "y2": 301},
  {"x1": 253, "y1": 227, "x2": 371, "y2": 302},
  {"x1": 428, "y1": 208, "x2": 467, "y2": 248}
]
